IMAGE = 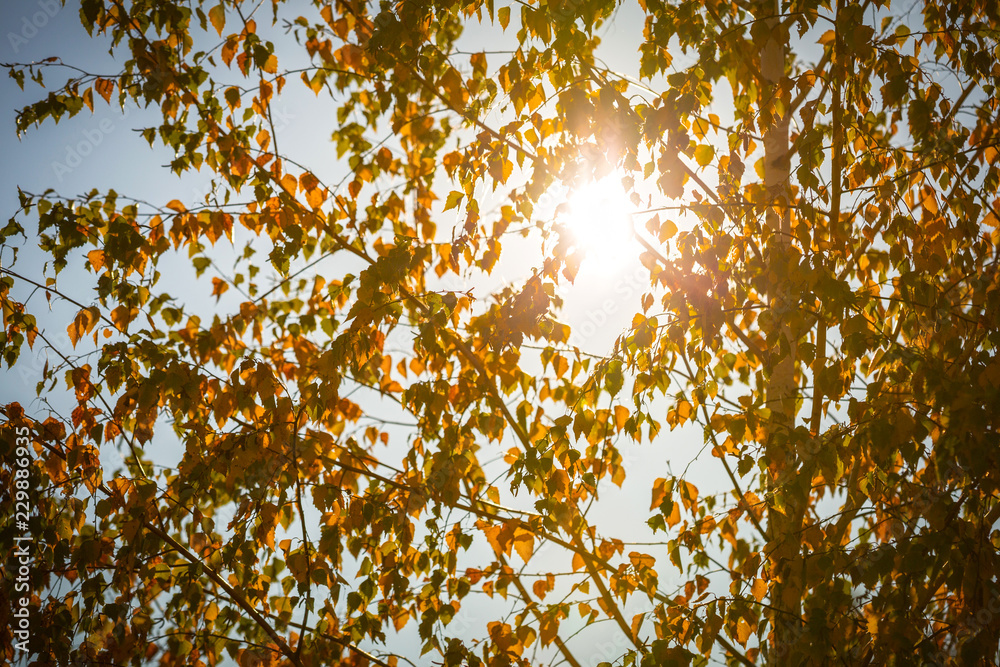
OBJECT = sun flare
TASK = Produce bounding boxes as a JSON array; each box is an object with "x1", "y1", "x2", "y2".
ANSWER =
[{"x1": 560, "y1": 173, "x2": 637, "y2": 274}]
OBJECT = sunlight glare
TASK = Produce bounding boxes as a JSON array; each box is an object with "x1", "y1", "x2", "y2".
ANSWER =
[{"x1": 561, "y1": 173, "x2": 637, "y2": 274}]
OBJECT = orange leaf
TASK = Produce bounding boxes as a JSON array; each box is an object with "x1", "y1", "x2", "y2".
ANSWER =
[
  {"x1": 110, "y1": 305, "x2": 136, "y2": 332},
  {"x1": 628, "y1": 551, "x2": 655, "y2": 570},
  {"x1": 306, "y1": 187, "x2": 326, "y2": 210},
  {"x1": 650, "y1": 477, "x2": 671, "y2": 510},
  {"x1": 255, "y1": 503, "x2": 278, "y2": 549},
  {"x1": 631, "y1": 612, "x2": 645, "y2": 640},
  {"x1": 94, "y1": 78, "x2": 115, "y2": 103},
  {"x1": 87, "y1": 249, "x2": 105, "y2": 273},
  {"x1": 221, "y1": 39, "x2": 238, "y2": 67},
  {"x1": 614, "y1": 404, "x2": 630, "y2": 430},
  {"x1": 539, "y1": 615, "x2": 559, "y2": 646},
  {"x1": 299, "y1": 172, "x2": 319, "y2": 192},
  {"x1": 666, "y1": 501, "x2": 681, "y2": 528},
  {"x1": 256, "y1": 128, "x2": 270, "y2": 151},
  {"x1": 67, "y1": 307, "x2": 100, "y2": 347},
  {"x1": 211, "y1": 277, "x2": 229, "y2": 301}
]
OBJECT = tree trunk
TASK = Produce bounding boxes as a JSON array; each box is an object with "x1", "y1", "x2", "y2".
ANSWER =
[{"x1": 758, "y1": 2, "x2": 806, "y2": 661}]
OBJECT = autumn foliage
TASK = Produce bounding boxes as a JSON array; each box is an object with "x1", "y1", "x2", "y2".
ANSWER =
[{"x1": 2, "y1": 0, "x2": 1000, "y2": 665}]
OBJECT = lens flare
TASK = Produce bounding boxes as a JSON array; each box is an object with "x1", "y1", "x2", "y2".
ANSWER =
[{"x1": 560, "y1": 173, "x2": 637, "y2": 274}]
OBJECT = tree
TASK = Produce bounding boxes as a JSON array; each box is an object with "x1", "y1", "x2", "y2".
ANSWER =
[{"x1": 2, "y1": 0, "x2": 999, "y2": 664}]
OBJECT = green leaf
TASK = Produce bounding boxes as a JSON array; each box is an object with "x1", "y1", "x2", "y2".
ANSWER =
[{"x1": 444, "y1": 191, "x2": 464, "y2": 211}]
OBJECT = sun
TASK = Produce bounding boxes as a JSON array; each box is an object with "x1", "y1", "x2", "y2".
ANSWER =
[{"x1": 560, "y1": 173, "x2": 637, "y2": 274}]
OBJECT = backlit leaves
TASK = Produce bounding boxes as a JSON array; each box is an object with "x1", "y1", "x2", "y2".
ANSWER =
[{"x1": 2, "y1": 1, "x2": 999, "y2": 666}]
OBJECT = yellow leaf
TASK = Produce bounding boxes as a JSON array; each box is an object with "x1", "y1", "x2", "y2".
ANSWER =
[
  {"x1": 306, "y1": 188, "x2": 326, "y2": 209},
  {"x1": 208, "y1": 4, "x2": 225, "y2": 35},
  {"x1": 439, "y1": 67, "x2": 467, "y2": 104},
  {"x1": 921, "y1": 191, "x2": 938, "y2": 214},
  {"x1": 255, "y1": 503, "x2": 278, "y2": 549},
  {"x1": 659, "y1": 218, "x2": 678, "y2": 242},
  {"x1": 110, "y1": 305, "x2": 136, "y2": 332},
  {"x1": 751, "y1": 578, "x2": 767, "y2": 602},
  {"x1": 695, "y1": 144, "x2": 715, "y2": 167},
  {"x1": 513, "y1": 529, "x2": 534, "y2": 562},
  {"x1": 614, "y1": 404, "x2": 630, "y2": 430},
  {"x1": 692, "y1": 117, "x2": 708, "y2": 139},
  {"x1": 280, "y1": 174, "x2": 297, "y2": 196},
  {"x1": 736, "y1": 618, "x2": 753, "y2": 645},
  {"x1": 470, "y1": 51, "x2": 487, "y2": 76},
  {"x1": 498, "y1": 6, "x2": 510, "y2": 29},
  {"x1": 256, "y1": 128, "x2": 270, "y2": 151},
  {"x1": 628, "y1": 551, "x2": 655, "y2": 569}
]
